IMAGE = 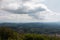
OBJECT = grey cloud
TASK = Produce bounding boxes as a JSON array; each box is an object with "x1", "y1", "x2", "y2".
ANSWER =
[
  {"x1": 22, "y1": 0, "x2": 29, "y2": 2},
  {"x1": 3, "y1": 7, "x2": 46, "y2": 19},
  {"x1": 3, "y1": 7, "x2": 45, "y2": 14},
  {"x1": 1, "y1": 0, "x2": 46, "y2": 20},
  {"x1": 27, "y1": 7, "x2": 45, "y2": 13}
]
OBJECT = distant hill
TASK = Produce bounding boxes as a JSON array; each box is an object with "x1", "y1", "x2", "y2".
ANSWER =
[
  {"x1": 0, "y1": 22, "x2": 60, "y2": 34},
  {"x1": 0, "y1": 22, "x2": 60, "y2": 28}
]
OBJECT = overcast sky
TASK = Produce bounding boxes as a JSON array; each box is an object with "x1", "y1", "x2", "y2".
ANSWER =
[
  {"x1": 0, "y1": 0, "x2": 60, "y2": 23},
  {"x1": 44, "y1": 0, "x2": 60, "y2": 13}
]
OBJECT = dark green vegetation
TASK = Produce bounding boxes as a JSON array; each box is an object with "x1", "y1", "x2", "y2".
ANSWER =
[
  {"x1": 0, "y1": 23, "x2": 60, "y2": 40},
  {"x1": 0, "y1": 27, "x2": 60, "y2": 40}
]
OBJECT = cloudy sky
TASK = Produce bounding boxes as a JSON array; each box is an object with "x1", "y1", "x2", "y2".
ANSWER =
[{"x1": 0, "y1": 0, "x2": 60, "y2": 23}]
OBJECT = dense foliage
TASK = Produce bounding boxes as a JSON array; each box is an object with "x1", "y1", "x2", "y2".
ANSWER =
[{"x1": 0, "y1": 27, "x2": 60, "y2": 40}]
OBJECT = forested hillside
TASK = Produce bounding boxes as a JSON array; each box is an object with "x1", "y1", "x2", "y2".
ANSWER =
[{"x1": 0, "y1": 27, "x2": 60, "y2": 40}]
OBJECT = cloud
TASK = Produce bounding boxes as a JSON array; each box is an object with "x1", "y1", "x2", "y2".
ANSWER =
[
  {"x1": 0, "y1": 0, "x2": 21, "y2": 10},
  {"x1": 0, "y1": 10, "x2": 39, "y2": 23},
  {"x1": 0, "y1": 9, "x2": 60, "y2": 23},
  {"x1": 0, "y1": 0, "x2": 49, "y2": 20},
  {"x1": 3, "y1": 7, "x2": 45, "y2": 14},
  {"x1": 22, "y1": 0, "x2": 45, "y2": 3},
  {"x1": 0, "y1": 0, "x2": 60, "y2": 23}
]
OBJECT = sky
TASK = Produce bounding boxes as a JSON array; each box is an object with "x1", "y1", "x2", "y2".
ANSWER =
[
  {"x1": 44, "y1": 0, "x2": 60, "y2": 13},
  {"x1": 0, "y1": 0, "x2": 60, "y2": 23}
]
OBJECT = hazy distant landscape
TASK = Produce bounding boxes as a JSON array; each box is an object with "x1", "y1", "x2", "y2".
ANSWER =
[
  {"x1": 0, "y1": 22, "x2": 60, "y2": 40},
  {"x1": 1, "y1": 22, "x2": 60, "y2": 34}
]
